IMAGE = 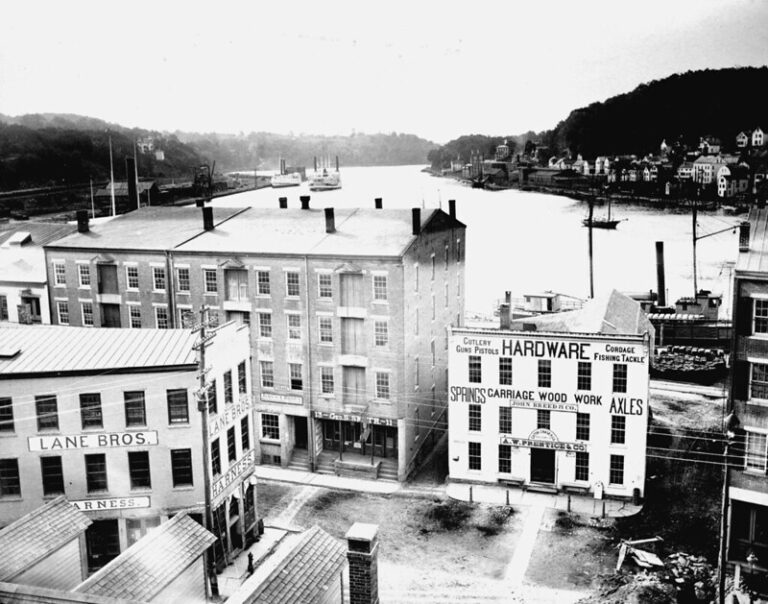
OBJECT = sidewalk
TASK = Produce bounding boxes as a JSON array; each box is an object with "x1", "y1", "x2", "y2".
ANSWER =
[
  {"x1": 216, "y1": 526, "x2": 288, "y2": 600},
  {"x1": 252, "y1": 464, "x2": 401, "y2": 495}
]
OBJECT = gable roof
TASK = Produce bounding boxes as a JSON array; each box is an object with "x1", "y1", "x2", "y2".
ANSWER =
[
  {"x1": 95, "y1": 182, "x2": 157, "y2": 197},
  {"x1": 0, "y1": 221, "x2": 77, "y2": 247},
  {"x1": 0, "y1": 496, "x2": 91, "y2": 581},
  {"x1": 75, "y1": 514, "x2": 215, "y2": 602},
  {"x1": 737, "y1": 207, "x2": 768, "y2": 274}
]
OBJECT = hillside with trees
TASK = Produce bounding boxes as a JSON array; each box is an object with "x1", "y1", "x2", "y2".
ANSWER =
[{"x1": 427, "y1": 135, "x2": 518, "y2": 170}]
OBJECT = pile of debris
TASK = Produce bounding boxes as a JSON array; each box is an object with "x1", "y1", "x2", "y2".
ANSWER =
[
  {"x1": 651, "y1": 346, "x2": 727, "y2": 385},
  {"x1": 662, "y1": 552, "x2": 716, "y2": 601}
]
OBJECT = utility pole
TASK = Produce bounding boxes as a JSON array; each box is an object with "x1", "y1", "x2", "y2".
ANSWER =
[
  {"x1": 692, "y1": 196, "x2": 698, "y2": 299},
  {"x1": 588, "y1": 197, "x2": 595, "y2": 298},
  {"x1": 193, "y1": 305, "x2": 219, "y2": 600}
]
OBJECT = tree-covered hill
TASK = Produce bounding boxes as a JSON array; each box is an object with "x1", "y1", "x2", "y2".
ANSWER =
[{"x1": 427, "y1": 134, "x2": 518, "y2": 170}]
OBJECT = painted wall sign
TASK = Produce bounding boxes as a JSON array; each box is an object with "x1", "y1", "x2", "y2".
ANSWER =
[
  {"x1": 499, "y1": 428, "x2": 587, "y2": 452},
  {"x1": 28, "y1": 431, "x2": 158, "y2": 452},
  {"x1": 210, "y1": 400, "x2": 252, "y2": 437},
  {"x1": 449, "y1": 386, "x2": 576, "y2": 411},
  {"x1": 454, "y1": 336, "x2": 647, "y2": 364},
  {"x1": 212, "y1": 449, "x2": 255, "y2": 504},
  {"x1": 69, "y1": 496, "x2": 150, "y2": 511},
  {"x1": 312, "y1": 410, "x2": 396, "y2": 427},
  {"x1": 261, "y1": 392, "x2": 303, "y2": 405}
]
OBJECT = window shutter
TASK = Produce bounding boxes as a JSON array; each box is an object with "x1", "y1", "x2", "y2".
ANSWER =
[
  {"x1": 736, "y1": 296, "x2": 753, "y2": 336},
  {"x1": 732, "y1": 361, "x2": 750, "y2": 401}
]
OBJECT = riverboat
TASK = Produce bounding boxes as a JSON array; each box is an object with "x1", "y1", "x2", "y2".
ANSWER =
[
  {"x1": 309, "y1": 156, "x2": 342, "y2": 191},
  {"x1": 270, "y1": 172, "x2": 302, "y2": 188}
]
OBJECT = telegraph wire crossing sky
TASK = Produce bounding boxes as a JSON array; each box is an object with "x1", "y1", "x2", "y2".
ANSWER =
[{"x1": 0, "y1": 0, "x2": 766, "y2": 143}]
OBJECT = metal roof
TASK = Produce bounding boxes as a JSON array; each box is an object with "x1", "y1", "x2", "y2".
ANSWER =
[
  {"x1": 0, "y1": 496, "x2": 92, "y2": 581},
  {"x1": 0, "y1": 324, "x2": 197, "y2": 378},
  {"x1": 0, "y1": 221, "x2": 77, "y2": 247},
  {"x1": 736, "y1": 207, "x2": 768, "y2": 274}
]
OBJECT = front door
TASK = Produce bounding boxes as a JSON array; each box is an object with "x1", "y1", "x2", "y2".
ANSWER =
[
  {"x1": 530, "y1": 449, "x2": 556, "y2": 484},
  {"x1": 85, "y1": 519, "x2": 120, "y2": 573},
  {"x1": 101, "y1": 303, "x2": 121, "y2": 328},
  {"x1": 294, "y1": 417, "x2": 308, "y2": 449}
]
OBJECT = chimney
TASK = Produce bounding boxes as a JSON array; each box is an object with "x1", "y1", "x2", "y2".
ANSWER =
[
  {"x1": 448, "y1": 199, "x2": 456, "y2": 220},
  {"x1": 499, "y1": 303, "x2": 511, "y2": 330},
  {"x1": 655, "y1": 241, "x2": 666, "y2": 307},
  {"x1": 346, "y1": 523, "x2": 380, "y2": 604},
  {"x1": 325, "y1": 207, "x2": 336, "y2": 233},
  {"x1": 300, "y1": 195, "x2": 311, "y2": 210},
  {"x1": 336, "y1": 155, "x2": 340, "y2": 171},
  {"x1": 279, "y1": 197, "x2": 288, "y2": 209},
  {"x1": 76, "y1": 209, "x2": 89, "y2": 233},
  {"x1": 412, "y1": 208, "x2": 421, "y2": 235},
  {"x1": 202, "y1": 206, "x2": 214, "y2": 231},
  {"x1": 504, "y1": 291, "x2": 511, "y2": 305},
  {"x1": 314, "y1": 157, "x2": 318, "y2": 172},
  {"x1": 374, "y1": 198, "x2": 383, "y2": 209},
  {"x1": 126, "y1": 157, "x2": 139, "y2": 209},
  {"x1": 740, "y1": 221, "x2": 751, "y2": 252},
  {"x1": 195, "y1": 199, "x2": 205, "y2": 207}
]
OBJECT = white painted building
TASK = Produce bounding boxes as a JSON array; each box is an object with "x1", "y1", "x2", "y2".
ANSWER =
[{"x1": 448, "y1": 291, "x2": 653, "y2": 500}]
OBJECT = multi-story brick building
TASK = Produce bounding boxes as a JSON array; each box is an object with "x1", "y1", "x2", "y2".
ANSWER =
[
  {"x1": 43, "y1": 201, "x2": 466, "y2": 480},
  {"x1": 0, "y1": 321, "x2": 256, "y2": 574}
]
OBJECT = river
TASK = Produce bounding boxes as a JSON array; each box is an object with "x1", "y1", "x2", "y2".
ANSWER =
[{"x1": 213, "y1": 165, "x2": 739, "y2": 318}]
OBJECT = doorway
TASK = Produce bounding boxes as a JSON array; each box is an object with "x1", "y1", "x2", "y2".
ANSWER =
[
  {"x1": 530, "y1": 448, "x2": 556, "y2": 484},
  {"x1": 85, "y1": 519, "x2": 120, "y2": 573},
  {"x1": 100, "y1": 303, "x2": 121, "y2": 327},
  {"x1": 294, "y1": 417, "x2": 308, "y2": 449}
]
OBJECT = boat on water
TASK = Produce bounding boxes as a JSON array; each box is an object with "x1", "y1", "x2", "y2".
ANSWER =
[
  {"x1": 271, "y1": 172, "x2": 302, "y2": 188},
  {"x1": 582, "y1": 198, "x2": 624, "y2": 229},
  {"x1": 309, "y1": 156, "x2": 342, "y2": 191}
]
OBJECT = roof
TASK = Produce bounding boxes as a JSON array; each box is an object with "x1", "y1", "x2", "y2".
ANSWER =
[
  {"x1": 47, "y1": 206, "x2": 244, "y2": 251},
  {"x1": 737, "y1": 207, "x2": 768, "y2": 274},
  {"x1": 95, "y1": 181, "x2": 156, "y2": 197},
  {"x1": 519, "y1": 289, "x2": 654, "y2": 337},
  {"x1": 0, "y1": 582, "x2": 145, "y2": 604},
  {"x1": 237, "y1": 526, "x2": 346, "y2": 604},
  {"x1": 0, "y1": 221, "x2": 77, "y2": 247},
  {"x1": 0, "y1": 324, "x2": 197, "y2": 378},
  {"x1": 0, "y1": 496, "x2": 92, "y2": 581},
  {"x1": 75, "y1": 514, "x2": 215, "y2": 602}
]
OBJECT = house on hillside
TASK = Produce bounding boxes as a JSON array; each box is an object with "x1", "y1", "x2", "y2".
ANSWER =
[
  {"x1": 699, "y1": 136, "x2": 722, "y2": 155},
  {"x1": 717, "y1": 165, "x2": 750, "y2": 199},
  {"x1": 94, "y1": 181, "x2": 160, "y2": 213}
]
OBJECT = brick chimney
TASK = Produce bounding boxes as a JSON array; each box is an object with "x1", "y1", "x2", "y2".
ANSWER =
[
  {"x1": 325, "y1": 207, "x2": 336, "y2": 233},
  {"x1": 412, "y1": 208, "x2": 421, "y2": 235},
  {"x1": 300, "y1": 195, "x2": 310, "y2": 210},
  {"x1": 346, "y1": 523, "x2": 379, "y2": 604},
  {"x1": 499, "y1": 303, "x2": 511, "y2": 330},
  {"x1": 740, "y1": 221, "x2": 751, "y2": 252},
  {"x1": 374, "y1": 198, "x2": 382, "y2": 209},
  {"x1": 76, "y1": 209, "x2": 89, "y2": 233},
  {"x1": 448, "y1": 199, "x2": 456, "y2": 220},
  {"x1": 202, "y1": 206, "x2": 214, "y2": 231},
  {"x1": 279, "y1": 197, "x2": 288, "y2": 209}
]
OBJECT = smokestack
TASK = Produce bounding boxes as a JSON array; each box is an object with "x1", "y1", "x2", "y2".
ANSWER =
[
  {"x1": 300, "y1": 195, "x2": 311, "y2": 210},
  {"x1": 655, "y1": 241, "x2": 666, "y2": 307},
  {"x1": 412, "y1": 208, "x2": 421, "y2": 235},
  {"x1": 76, "y1": 209, "x2": 89, "y2": 233},
  {"x1": 448, "y1": 199, "x2": 456, "y2": 220},
  {"x1": 202, "y1": 206, "x2": 214, "y2": 231},
  {"x1": 126, "y1": 157, "x2": 139, "y2": 210},
  {"x1": 346, "y1": 523, "x2": 380, "y2": 604},
  {"x1": 195, "y1": 199, "x2": 205, "y2": 207},
  {"x1": 314, "y1": 157, "x2": 318, "y2": 172},
  {"x1": 500, "y1": 303, "x2": 511, "y2": 330},
  {"x1": 374, "y1": 198, "x2": 383, "y2": 209},
  {"x1": 279, "y1": 197, "x2": 288, "y2": 209},
  {"x1": 740, "y1": 221, "x2": 751, "y2": 252},
  {"x1": 505, "y1": 291, "x2": 511, "y2": 305},
  {"x1": 336, "y1": 156, "x2": 339, "y2": 171},
  {"x1": 325, "y1": 207, "x2": 336, "y2": 233}
]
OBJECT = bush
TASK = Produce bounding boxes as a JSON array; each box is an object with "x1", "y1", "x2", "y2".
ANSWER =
[
  {"x1": 474, "y1": 506, "x2": 515, "y2": 537},
  {"x1": 310, "y1": 490, "x2": 357, "y2": 512},
  {"x1": 424, "y1": 500, "x2": 473, "y2": 531}
]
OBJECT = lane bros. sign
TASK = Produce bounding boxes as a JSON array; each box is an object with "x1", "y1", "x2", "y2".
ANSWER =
[{"x1": 29, "y1": 431, "x2": 158, "y2": 452}]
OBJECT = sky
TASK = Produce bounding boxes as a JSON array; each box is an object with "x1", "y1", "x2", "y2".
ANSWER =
[{"x1": 0, "y1": 0, "x2": 766, "y2": 144}]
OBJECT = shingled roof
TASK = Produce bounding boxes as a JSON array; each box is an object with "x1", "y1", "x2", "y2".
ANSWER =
[
  {"x1": 0, "y1": 496, "x2": 92, "y2": 581},
  {"x1": 75, "y1": 514, "x2": 215, "y2": 602}
]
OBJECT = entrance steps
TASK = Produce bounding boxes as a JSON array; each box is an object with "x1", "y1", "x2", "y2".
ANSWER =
[
  {"x1": 314, "y1": 451, "x2": 399, "y2": 482},
  {"x1": 526, "y1": 482, "x2": 558, "y2": 495},
  {"x1": 287, "y1": 448, "x2": 310, "y2": 472}
]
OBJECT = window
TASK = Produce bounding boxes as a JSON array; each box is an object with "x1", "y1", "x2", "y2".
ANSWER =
[
  {"x1": 260, "y1": 361, "x2": 274, "y2": 388},
  {"x1": 152, "y1": 267, "x2": 166, "y2": 291},
  {"x1": 318, "y1": 273, "x2": 332, "y2": 298},
  {"x1": 78, "y1": 264, "x2": 91, "y2": 287},
  {"x1": 415, "y1": 309, "x2": 419, "y2": 335},
  {"x1": 752, "y1": 364, "x2": 768, "y2": 399},
  {"x1": 57, "y1": 301, "x2": 69, "y2": 324},
  {"x1": 444, "y1": 244, "x2": 449, "y2": 269},
  {"x1": 468, "y1": 442, "x2": 481, "y2": 470},
  {"x1": 613, "y1": 364, "x2": 628, "y2": 393},
  {"x1": 289, "y1": 363, "x2": 303, "y2": 390},
  {"x1": 227, "y1": 426, "x2": 237, "y2": 462},
  {"x1": 376, "y1": 372, "x2": 390, "y2": 400},
  {"x1": 373, "y1": 275, "x2": 387, "y2": 301},
  {"x1": 287, "y1": 314, "x2": 301, "y2": 339},
  {"x1": 128, "y1": 451, "x2": 151, "y2": 489},
  {"x1": 321, "y1": 366, "x2": 335, "y2": 394},
  {"x1": 241, "y1": 416, "x2": 250, "y2": 452},
  {"x1": 85, "y1": 454, "x2": 107, "y2": 492},
  {"x1": 374, "y1": 320, "x2": 388, "y2": 347},
  {"x1": 499, "y1": 357, "x2": 512, "y2": 385},
  {"x1": 41, "y1": 456, "x2": 64, "y2": 495},
  {"x1": 414, "y1": 264, "x2": 419, "y2": 291},
  {"x1": 445, "y1": 282, "x2": 449, "y2": 305},
  {"x1": 129, "y1": 305, "x2": 141, "y2": 328},
  {"x1": 575, "y1": 452, "x2": 589, "y2": 481},
  {"x1": 0, "y1": 295, "x2": 7, "y2": 321},
  {"x1": 226, "y1": 269, "x2": 248, "y2": 300},
  {"x1": 198, "y1": 268, "x2": 215, "y2": 294},
  {"x1": 224, "y1": 370, "x2": 233, "y2": 404},
  {"x1": 746, "y1": 431, "x2": 768, "y2": 472},
  {"x1": 319, "y1": 317, "x2": 333, "y2": 343},
  {"x1": 176, "y1": 267, "x2": 190, "y2": 292},
  {"x1": 170, "y1": 449, "x2": 193, "y2": 487},
  {"x1": 468, "y1": 404, "x2": 482, "y2": 431},
  {"x1": 611, "y1": 415, "x2": 626, "y2": 444},
  {"x1": 415, "y1": 357, "x2": 420, "y2": 387},
  {"x1": 286, "y1": 271, "x2": 300, "y2": 296},
  {"x1": 211, "y1": 438, "x2": 221, "y2": 476},
  {"x1": 0, "y1": 459, "x2": 21, "y2": 497},
  {"x1": 431, "y1": 255, "x2": 435, "y2": 280},
  {"x1": 257, "y1": 270, "x2": 270, "y2": 295},
  {"x1": 456, "y1": 239, "x2": 462, "y2": 263},
  {"x1": 431, "y1": 339, "x2": 436, "y2": 366},
  {"x1": 469, "y1": 355, "x2": 482, "y2": 383},
  {"x1": 53, "y1": 262, "x2": 66, "y2": 286},
  {"x1": 207, "y1": 379, "x2": 218, "y2": 415},
  {"x1": 499, "y1": 407, "x2": 512, "y2": 433},
  {"x1": 124, "y1": 391, "x2": 146, "y2": 427},
  {"x1": 537, "y1": 409, "x2": 551, "y2": 430},
  {"x1": 36, "y1": 395, "x2": 58, "y2": 431},
  {"x1": 153, "y1": 306, "x2": 169, "y2": 329},
  {"x1": 258, "y1": 313, "x2": 272, "y2": 338},
  {"x1": 261, "y1": 413, "x2": 279, "y2": 440},
  {"x1": 81, "y1": 301, "x2": 94, "y2": 326},
  {"x1": 609, "y1": 454, "x2": 624, "y2": 485},
  {"x1": 431, "y1": 294, "x2": 436, "y2": 320},
  {"x1": 167, "y1": 389, "x2": 189, "y2": 424},
  {"x1": 80, "y1": 393, "x2": 103, "y2": 429},
  {"x1": 538, "y1": 360, "x2": 552, "y2": 388},
  {"x1": 238, "y1": 361, "x2": 247, "y2": 395},
  {"x1": 576, "y1": 413, "x2": 590, "y2": 441},
  {"x1": 498, "y1": 444, "x2": 511, "y2": 473},
  {"x1": 0, "y1": 398, "x2": 13, "y2": 432},
  {"x1": 126, "y1": 266, "x2": 139, "y2": 289},
  {"x1": 577, "y1": 361, "x2": 592, "y2": 391}
]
